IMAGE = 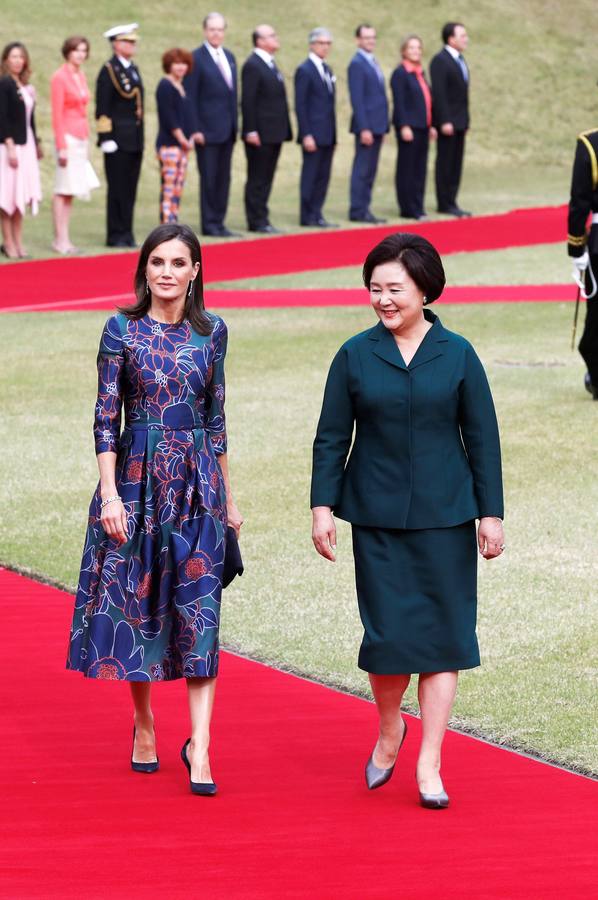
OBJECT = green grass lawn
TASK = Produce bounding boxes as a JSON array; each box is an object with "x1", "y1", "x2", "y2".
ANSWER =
[
  {"x1": 1, "y1": 302, "x2": 597, "y2": 774},
  {"x1": 0, "y1": 0, "x2": 591, "y2": 259}
]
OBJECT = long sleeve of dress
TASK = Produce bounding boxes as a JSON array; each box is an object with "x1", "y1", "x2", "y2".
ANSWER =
[
  {"x1": 205, "y1": 319, "x2": 227, "y2": 455},
  {"x1": 310, "y1": 346, "x2": 355, "y2": 509},
  {"x1": 51, "y1": 71, "x2": 67, "y2": 150},
  {"x1": 94, "y1": 317, "x2": 125, "y2": 454},
  {"x1": 458, "y1": 344, "x2": 504, "y2": 519}
]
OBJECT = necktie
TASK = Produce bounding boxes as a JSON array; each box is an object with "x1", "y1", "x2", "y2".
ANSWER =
[
  {"x1": 370, "y1": 56, "x2": 384, "y2": 85},
  {"x1": 458, "y1": 54, "x2": 469, "y2": 83},
  {"x1": 270, "y1": 59, "x2": 284, "y2": 83},
  {"x1": 215, "y1": 49, "x2": 233, "y2": 90},
  {"x1": 322, "y1": 62, "x2": 333, "y2": 93}
]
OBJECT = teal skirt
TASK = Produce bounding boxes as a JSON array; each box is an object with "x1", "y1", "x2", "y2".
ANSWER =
[{"x1": 351, "y1": 521, "x2": 480, "y2": 674}]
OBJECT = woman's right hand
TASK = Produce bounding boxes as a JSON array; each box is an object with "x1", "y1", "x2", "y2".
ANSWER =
[
  {"x1": 8, "y1": 149, "x2": 18, "y2": 169},
  {"x1": 100, "y1": 498, "x2": 128, "y2": 545},
  {"x1": 58, "y1": 149, "x2": 68, "y2": 167},
  {"x1": 312, "y1": 506, "x2": 336, "y2": 562},
  {"x1": 400, "y1": 125, "x2": 414, "y2": 142}
]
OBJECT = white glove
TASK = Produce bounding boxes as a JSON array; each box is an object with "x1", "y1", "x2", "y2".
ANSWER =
[
  {"x1": 101, "y1": 140, "x2": 118, "y2": 154},
  {"x1": 571, "y1": 250, "x2": 589, "y2": 290}
]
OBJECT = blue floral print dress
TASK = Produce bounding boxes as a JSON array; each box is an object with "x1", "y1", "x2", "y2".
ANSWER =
[{"x1": 67, "y1": 311, "x2": 228, "y2": 681}]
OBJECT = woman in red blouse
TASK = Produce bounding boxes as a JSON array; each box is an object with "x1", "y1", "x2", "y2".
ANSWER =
[{"x1": 50, "y1": 35, "x2": 99, "y2": 254}]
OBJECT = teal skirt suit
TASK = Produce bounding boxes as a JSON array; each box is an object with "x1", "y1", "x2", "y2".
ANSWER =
[{"x1": 310, "y1": 310, "x2": 504, "y2": 674}]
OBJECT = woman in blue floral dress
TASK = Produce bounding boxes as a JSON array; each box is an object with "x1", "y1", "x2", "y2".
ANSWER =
[{"x1": 67, "y1": 223, "x2": 243, "y2": 794}]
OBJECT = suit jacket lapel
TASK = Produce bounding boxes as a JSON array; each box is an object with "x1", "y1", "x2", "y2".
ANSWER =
[{"x1": 369, "y1": 315, "x2": 447, "y2": 371}]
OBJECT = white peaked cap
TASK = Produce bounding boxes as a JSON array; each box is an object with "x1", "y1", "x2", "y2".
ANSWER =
[{"x1": 103, "y1": 23, "x2": 140, "y2": 41}]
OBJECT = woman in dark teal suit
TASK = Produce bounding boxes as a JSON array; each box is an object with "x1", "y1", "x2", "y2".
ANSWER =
[{"x1": 310, "y1": 232, "x2": 504, "y2": 809}]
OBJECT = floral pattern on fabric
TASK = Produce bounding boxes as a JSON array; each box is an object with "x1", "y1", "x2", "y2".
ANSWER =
[{"x1": 67, "y1": 312, "x2": 228, "y2": 681}]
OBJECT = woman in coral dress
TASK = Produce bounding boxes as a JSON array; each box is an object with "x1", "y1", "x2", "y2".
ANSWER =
[
  {"x1": 0, "y1": 42, "x2": 43, "y2": 258},
  {"x1": 50, "y1": 35, "x2": 99, "y2": 253},
  {"x1": 67, "y1": 223, "x2": 243, "y2": 795}
]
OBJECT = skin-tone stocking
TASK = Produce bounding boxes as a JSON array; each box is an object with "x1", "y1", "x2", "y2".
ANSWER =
[
  {"x1": 186, "y1": 676, "x2": 217, "y2": 783},
  {"x1": 130, "y1": 682, "x2": 157, "y2": 763},
  {"x1": 416, "y1": 670, "x2": 458, "y2": 793},
  {"x1": 369, "y1": 673, "x2": 410, "y2": 767}
]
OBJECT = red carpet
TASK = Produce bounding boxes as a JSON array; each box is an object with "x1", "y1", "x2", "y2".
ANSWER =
[
  {"x1": 0, "y1": 205, "x2": 566, "y2": 309},
  {"x1": 0, "y1": 285, "x2": 576, "y2": 314},
  {"x1": 1, "y1": 567, "x2": 596, "y2": 899}
]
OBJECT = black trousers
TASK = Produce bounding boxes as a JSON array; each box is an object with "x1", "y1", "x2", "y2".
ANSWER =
[
  {"x1": 349, "y1": 135, "x2": 383, "y2": 219},
  {"x1": 581, "y1": 258, "x2": 598, "y2": 387},
  {"x1": 395, "y1": 128, "x2": 429, "y2": 218},
  {"x1": 300, "y1": 144, "x2": 335, "y2": 224},
  {"x1": 195, "y1": 139, "x2": 234, "y2": 234},
  {"x1": 244, "y1": 142, "x2": 281, "y2": 230},
  {"x1": 104, "y1": 149, "x2": 143, "y2": 246},
  {"x1": 435, "y1": 130, "x2": 465, "y2": 212}
]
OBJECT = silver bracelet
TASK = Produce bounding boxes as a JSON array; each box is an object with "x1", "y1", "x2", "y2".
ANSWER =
[{"x1": 100, "y1": 495, "x2": 121, "y2": 509}]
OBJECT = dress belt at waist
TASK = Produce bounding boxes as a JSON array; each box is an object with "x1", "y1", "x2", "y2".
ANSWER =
[{"x1": 125, "y1": 422, "x2": 204, "y2": 432}]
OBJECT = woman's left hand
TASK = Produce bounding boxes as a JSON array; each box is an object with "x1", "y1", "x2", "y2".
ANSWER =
[
  {"x1": 227, "y1": 500, "x2": 244, "y2": 538},
  {"x1": 36, "y1": 142, "x2": 44, "y2": 160},
  {"x1": 478, "y1": 517, "x2": 505, "y2": 560}
]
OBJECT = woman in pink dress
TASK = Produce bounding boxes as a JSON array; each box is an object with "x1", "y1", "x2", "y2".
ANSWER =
[
  {"x1": 50, "y1": 35, "x2": 100, "y2": 254},
  {"x1": 0, "y1": 42, "x2": 43, "y2": 259}
]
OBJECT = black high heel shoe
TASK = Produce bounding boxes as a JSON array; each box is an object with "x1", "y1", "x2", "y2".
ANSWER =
[
  {"x1": 131, "y1": 726, "x2": 159, "y2": 773},
  {"x1": 180, "y1": 738, "x2": 218, "y2": 796},
  {"x1": 365, "y1": 718, "x2": 408, "y2": 790}
]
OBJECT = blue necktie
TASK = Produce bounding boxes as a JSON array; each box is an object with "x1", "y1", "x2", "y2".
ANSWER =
[{"x1": 458, "y1": 54, "x2": 468, "y2": 83}]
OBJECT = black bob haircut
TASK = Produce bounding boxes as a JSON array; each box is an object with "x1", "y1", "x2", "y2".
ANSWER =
[
  {"x1": 442, "y1": 22, "x2": 464, "y2": 44},
  {"x1": 362, "y1": 233, "x2": 446, "y2": 303},
  {"x1": 119, "y1": 223, "x2": 213, "y2": 335}
]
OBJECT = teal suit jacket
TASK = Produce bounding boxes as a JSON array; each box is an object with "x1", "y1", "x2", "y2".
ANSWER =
[{"x1": 310, "y1": 311, "x2": 504, "y2": 529}]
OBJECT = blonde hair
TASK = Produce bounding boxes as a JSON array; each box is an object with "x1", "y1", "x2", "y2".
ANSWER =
[{"x1": 400, "y1": 33, "x2": 423, "y2": 57}]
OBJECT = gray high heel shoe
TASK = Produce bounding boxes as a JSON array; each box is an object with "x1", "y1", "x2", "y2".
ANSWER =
[
  {"x1": 365, "y1": 719, "x2": 408, "y2": 790},
  {"x1": 419, "y1": 786, "x2": 450, "y2": 809}
]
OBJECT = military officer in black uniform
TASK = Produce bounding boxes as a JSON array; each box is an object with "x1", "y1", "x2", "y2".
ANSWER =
[
  {"x1": 96, "y1": 23, "x2": 144, "y2": 247},
  {"x1": 567, "y1": 127, "x2": 598, "y2": 400}
]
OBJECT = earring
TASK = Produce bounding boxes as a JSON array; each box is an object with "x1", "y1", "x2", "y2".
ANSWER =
[
  {"x1": 187, "y1": 281, "x2": 193, "y2": 298},
  {"x1": 423, "y1": 295, "x2": 428, "y2": 305},
  {"x1": 145, "y1": 279, "x2": 150, "y2": 296}
]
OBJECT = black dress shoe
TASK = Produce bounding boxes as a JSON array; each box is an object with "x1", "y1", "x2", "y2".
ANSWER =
[
  {"x1": 202, "y1": 228, "x2": 223, "y2": 236},
  {"x1": 131, "y1": 726, "x2": 159, "y2": 774},
  {"x1": 218, "y1": 227, "x2": 242, "y2": 238},
  {"x1": 350, "y1": 213, "x2": 387, "y2": 224},
  {"x1": 180, "y1": 738, "x2": 218, "y2": 796},
  {"x1": 584, "y1": 372, "x2": 598, "y2": 399},
  {"x1": 316, "y1": 219, "x2": 340, "y2": 228},
  {"x1": 249, "y1": 224, "x2": 283, "y2": 234},
  {"x1": 365, "y1": 719, "x2": 408, "y2": 790},
  {"x1": 107, "y1": 240, "x2": 130, "y2": 248}
]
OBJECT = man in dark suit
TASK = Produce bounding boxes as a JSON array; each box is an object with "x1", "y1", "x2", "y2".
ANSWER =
[
  {"x1": 430, "y1": 22, "x2": 471, "y2": 217},
  {"x1": 96, "y1": 24, "x2": 144, "y2": 247},
  {"x1": 241, "y1": 24, "x2": 292, "y2": 233},
  {"x1": 187, "y1": 13, "x2": 239, "y2": 237},
  {"x1": 294, "y1": 28, "x2": 338, "y2": 228},
  {"x1": 347, "y1": 24, "x2": 389, "y2": 224},
  {"x1": 567, "y1": 127, "x2": 598, "y2": 400}
]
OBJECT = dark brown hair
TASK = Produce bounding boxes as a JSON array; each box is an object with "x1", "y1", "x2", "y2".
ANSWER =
[
  {"x1": 161, "y1": 48, "x2": 193, "y2": 74},
  {"x1": 61, "y1": 36, "x2": 90, "y2": 60},
  {"x1": 355, "y1": 23, "x2": 374, "y2": 38},
  {"x1": 362, "y1": 233, "x2": 446, "y2": 303},
  {"x1": 1, "y1": 42, "x2": 31, "y2": 84},
  {"x1": 442, "y1": 22, "x2": 465, "y2": 44},
  {"x1": 120, "y1": 224, "x2": 213, "y2": 335}
]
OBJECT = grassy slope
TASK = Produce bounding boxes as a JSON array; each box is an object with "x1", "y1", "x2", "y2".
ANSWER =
[
  {"x1": 1, "y1": 305, "x2": 597, "y2": 772},
  {"x1": 1, "y1": 0, "x2": 597, "y2": 257}
]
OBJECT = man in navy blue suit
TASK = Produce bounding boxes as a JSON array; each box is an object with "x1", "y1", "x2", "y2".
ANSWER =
[
  {"x1": 294, "y1": 28, "x2": 338, "y2": 228},
  {"x1": 347, "y1": 24, "x2": 389, "y2": 223},
  {"x1": 187, "y1": 12, "x2": 239, "y2": 236}
]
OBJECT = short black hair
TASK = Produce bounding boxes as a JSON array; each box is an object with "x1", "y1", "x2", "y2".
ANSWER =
[
  {"x1": 362, "y1": 233, "x2": 446, "y2": 303},
  {"x1": 252, "y1": 29, "x2": 260, "y2": 47},
  {"x1": 442, "y1": 22, "x2": 464, "y2": 44},
  {"x1": 355, "y1": 23, "x2": 374, "y2": 38}
]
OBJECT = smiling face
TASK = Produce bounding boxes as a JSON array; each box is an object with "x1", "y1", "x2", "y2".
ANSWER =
[
  {"x1": 169, "y1": 60, "x2": 188, "y2": 80},
  {"x1": 68, "y1": 42, "x2": 88, "y2": 68},
  {"x1": 356, "y1": 27, "x2": 376, "y2": 53},
  {"x1": 146, "y1": 239, "x2": 200, "y2": 305},
  {"x1": 403, "y1": 38, "x2": 423, "y2": 64},
  {"x1": 6, "y1": 46, "x2": 26, "y2": 77},
  {"x1": 369, "y1": 260, "x2": 426, "y2": 333}
]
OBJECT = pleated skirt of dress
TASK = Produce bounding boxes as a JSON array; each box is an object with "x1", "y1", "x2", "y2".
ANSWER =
[{"x1": 66, "y1": 425, "x2": 227, "y2": 682}]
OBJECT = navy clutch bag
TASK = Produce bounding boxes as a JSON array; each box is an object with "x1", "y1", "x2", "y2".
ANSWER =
[{"x1": 223, "y1": 525, "x2": 244, "y2": 588}]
